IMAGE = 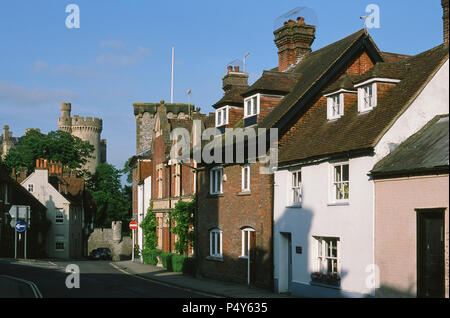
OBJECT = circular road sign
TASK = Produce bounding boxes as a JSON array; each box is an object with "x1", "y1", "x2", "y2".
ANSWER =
[
  {"x1": 129, "y1": 221, "x2": 138, "y2": 230},
  {"x1": 15, "y1": 221, "x2": 27, "y2": 233}
]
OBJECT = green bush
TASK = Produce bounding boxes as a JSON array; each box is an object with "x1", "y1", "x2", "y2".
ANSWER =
[
  {"x1": 160, "y1": 252, "x2": 173, "y2": 271},
  {"x1": 171, "y1": 255, "x2": 197, "y2": 275},
  {"x1": 142, "y1": 248, "x2": 161, "y2": 265}
]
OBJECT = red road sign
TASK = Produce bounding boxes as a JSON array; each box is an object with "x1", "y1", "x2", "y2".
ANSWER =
[{"x1": 129, "y1": 221, "x2": 138, "y2": 230}]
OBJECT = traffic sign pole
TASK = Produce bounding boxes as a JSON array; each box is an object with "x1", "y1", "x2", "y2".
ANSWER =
[{"x1": 14, "y1": 227, "x2": 17, "y2": 259}]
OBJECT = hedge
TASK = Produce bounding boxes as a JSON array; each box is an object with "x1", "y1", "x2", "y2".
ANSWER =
[
  {"x1": 171, "y1": 255, "x2": 197, "y2": 275},
  {"x1": 160, "y1": 252, "x2": 173, "y2": 271},
  {"x1": 142, "y1": 248, "x2": 161, "y2": 265}
]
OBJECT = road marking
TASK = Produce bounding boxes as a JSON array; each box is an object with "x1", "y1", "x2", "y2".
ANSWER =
[
  {"x1": 0, "y1": 275, "x2": 43, "y2": 298},
  {"x1": 109, "y1": 262, "x2": 222, "y2": 298}
]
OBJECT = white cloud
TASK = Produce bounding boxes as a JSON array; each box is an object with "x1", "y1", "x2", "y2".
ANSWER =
[
  {"x1": 100, "y1": 40, "x2": 127, "y2": 50},
  {"x1": 31, "y1": 61, "x2": 115, "y2": 79},
  {"x1": 0, "y1": 82, "x2": 77, "y2": 105}
]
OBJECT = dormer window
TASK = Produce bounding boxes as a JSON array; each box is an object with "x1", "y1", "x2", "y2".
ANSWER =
[
  {"x1": 355, "y1": 78, "x2": 400, "y2": 113},
  {"x1": 326, "y1": 93, "x2": 344, "y2": 120},
  {"x1": 358, "y1": 83, "x2": 377, "y2": 112},
  {"x1": 216, "y1": 106, "x2": 229, "y2": 127},
  {"x1": 244, "y1": 94, "x2": 260, "y2": 118}
]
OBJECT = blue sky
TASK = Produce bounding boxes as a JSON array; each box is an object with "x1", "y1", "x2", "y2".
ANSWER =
[{"x1": 0, "y1": 0, "x2": 445, "y2": 178}]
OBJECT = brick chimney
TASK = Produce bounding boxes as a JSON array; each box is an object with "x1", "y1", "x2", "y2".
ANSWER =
[
  {"x1": 443, "y1": 0, "x2": 449, "y2": 44},
  {"x1": 222, "y1": 65, "x2": 249, "y2": 93},
  {"x1": 274, "y1": 16, "x2": 316, "y2": 72}
]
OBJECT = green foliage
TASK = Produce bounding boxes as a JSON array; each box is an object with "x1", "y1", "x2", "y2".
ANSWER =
[
  {"x1": 86, "y1": 163, "x2": 130, "y2": 228},
  {"x1": 160, "y1": 252, "x2": 173, "y2": 271},
  {"x1": 140, "y1": 200, "x2": 158, "y2": 251},
  {"x1": 122, "y1": 156, "x2": 134, "y2": 185},
  {"x1": 169, "y1": 196, "x2": 195, "y2": 256},
  {"x1": 142, "y1": 248, "x2": 161, "y2": 265},
  {"x1": 3, "y1": 130, "x2": 94, "y2": 174}
]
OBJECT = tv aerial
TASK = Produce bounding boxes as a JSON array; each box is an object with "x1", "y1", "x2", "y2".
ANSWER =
[{"x1": 273, "y1": 6, "x2": 319, "y2": 31}]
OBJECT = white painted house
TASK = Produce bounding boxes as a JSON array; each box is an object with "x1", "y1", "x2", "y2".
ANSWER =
[
  {"x1": 273, "y1": 39, "x2": 448, "y2": 297},
  {"x1": 137, "y1": 175, "x2": 151, "y2": 255},
  {"x1": 21, "y1": 160, "x2": 86, "y2": 259}
]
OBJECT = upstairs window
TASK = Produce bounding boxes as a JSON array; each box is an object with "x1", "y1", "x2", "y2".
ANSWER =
[
  {"x1": 331, "y1": 163, "x2": 349, "y2": 203},
  {"x1": 241, "y1": 164, "x2": 250, "y2": 192},
  {"x1": 244, "y1": 94, "x2": 260, "y2": 118},
  {"x1": 216, "y1": 106, "x2": 229, "y2": 127},
  {"x1": 358, "y1": 83, "x2": 377, "y2": 112},
  {"x1": 327, "y1": 94, "x2": 344, "y2": 120},
  {"x1": 291, "y1": 170, "x2": 302, "y2": 206},
  {"x1": 55, "y1": 210, "x2": 64, "y2": 224},
  {"x1": 28, "y1": 184, "x2": 34, "y2": 193},
  {"x1": 210, "y1": 167, "x2": 223, "y2": 195}
]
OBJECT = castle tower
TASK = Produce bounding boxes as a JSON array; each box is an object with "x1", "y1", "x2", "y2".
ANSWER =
[
  {"x1": 57, "y1": 103, "x2": 105, "y2": 174},
  {"x1": 71, "y1": 115, "x2": 103, "y2": 174},
  {"x1": 1, "y1": 125, "x2": 13, "y2": 159},
  {"x1": 58, "y1": 102, "x2": 73, "y2": 133}
]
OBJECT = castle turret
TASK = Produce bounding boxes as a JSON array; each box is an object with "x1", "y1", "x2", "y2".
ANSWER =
[
  {"x1": 71, "y1": 115, "x2": 103, "y2": 174},
  {"x1": 58, "y1": 102, "x2": 72, "y2": 133}
]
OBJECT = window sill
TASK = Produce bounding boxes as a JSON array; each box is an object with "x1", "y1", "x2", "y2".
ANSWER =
[
  {"x1": 208, "y1": 193, "x2": 224, "y2": 198},
  {"x1": 237, "y1": 191, "x2": 251, "y2": 196},
  {"x1": 327, "y1": 201, "x2": 349, "y2": 207},
  {"x1": 286, "y1": 204, "x2": 302, "y2": 209},
  {"x1": 309, "y1": 281, "x2": 342, "y2": 290},
  {"x1": 206, "y1": 256, "x2": 224, "y2": 262}
]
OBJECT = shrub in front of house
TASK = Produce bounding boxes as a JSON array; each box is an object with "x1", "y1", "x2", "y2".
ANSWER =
[
  {"x1": 160, "y1": 252, "x2": 173, "y2": 271},
  {"x1": 142, "y1": 248, "x2": 161, "y2": 265}
]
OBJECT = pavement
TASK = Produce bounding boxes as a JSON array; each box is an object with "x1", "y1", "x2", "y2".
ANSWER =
[
  {"x1": 0, "y1": 275, "x2": 42, "y2": 298},
  {"x1": 112, "y1": 260, "x2": 295, "y2": 298}
]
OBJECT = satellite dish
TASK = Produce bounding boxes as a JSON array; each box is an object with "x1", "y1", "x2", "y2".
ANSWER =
[{"x1": 273, "y1": 6, "x2": 319, "y2": 31}]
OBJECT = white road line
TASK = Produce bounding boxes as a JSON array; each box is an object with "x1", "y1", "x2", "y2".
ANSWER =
[
  {"x1": 108, "y1": 262, "x2": 221, "y2": 298},
  {"x1": 0, "y1": 275, "x2": 43, "y2": 298}
]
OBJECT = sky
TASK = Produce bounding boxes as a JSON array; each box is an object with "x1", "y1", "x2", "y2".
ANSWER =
[{"x1": 0, "y1": 0, "x2": 446, "y2": 180}]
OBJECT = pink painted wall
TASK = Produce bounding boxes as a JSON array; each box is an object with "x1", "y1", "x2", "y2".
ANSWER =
[{"x1": 375, "y1": 174, "x2": 449, "y2": 298}]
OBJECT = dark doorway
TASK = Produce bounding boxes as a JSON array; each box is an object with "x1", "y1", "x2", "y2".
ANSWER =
[{"x1": 417, "y1": 209, "x2": 445, "y2": 298}]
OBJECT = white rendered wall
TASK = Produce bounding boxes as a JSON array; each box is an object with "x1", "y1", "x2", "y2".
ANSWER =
[
  {"x1": 21, "y1": 169, "x2": 71, "y2": 259},
  {"x1": 374, "y1": 59, "x2": 449, "y2": 161},
  {"x1": 137, "y1": 176, "x2": 151, "y2": 253}
]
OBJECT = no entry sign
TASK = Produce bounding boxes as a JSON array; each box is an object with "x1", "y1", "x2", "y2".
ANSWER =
[{"x1": 129, "y1": 221, "x2": 138, "y2": 230}]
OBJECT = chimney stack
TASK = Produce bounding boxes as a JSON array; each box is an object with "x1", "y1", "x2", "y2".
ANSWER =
[
  {"x1": 274, "y1": 16, "x2": 316, "y2": 72},
  {"x1": 222, "y1": 65, "x2": 249, "y2": 93},
  {"x1": 443, "y1": 0, "x2": 449, "y2": 44}
]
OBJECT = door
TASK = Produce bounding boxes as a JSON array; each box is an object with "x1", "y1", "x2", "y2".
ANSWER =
[{"x1": 417, "y1": 209, "x2": 445, "y2": 298}]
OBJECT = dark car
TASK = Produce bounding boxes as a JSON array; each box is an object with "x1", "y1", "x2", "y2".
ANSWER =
[{"x1": 89, "y1": 248, "x2": 112, "y2": 260}]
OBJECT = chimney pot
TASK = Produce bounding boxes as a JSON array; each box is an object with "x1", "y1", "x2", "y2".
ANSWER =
[
  {"x1": 234, "y1": 65, "x2": 240, "y2": 72},
  {"x1": 227, "y1": 65, "x2": 233, "y2": 73}
]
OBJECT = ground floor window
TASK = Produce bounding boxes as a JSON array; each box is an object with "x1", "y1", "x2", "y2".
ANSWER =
[
  {"x1": 241, "y1": 227, "x2": 255, "y2": 257},
  {"x1": 311, "y1": 236, "x2": 340, "y2": 286},
  {"x1": 209, "y1": 229, "x2": 222, "y2": 258},
  {"x1": 55, "y1": 236, "x2": 65, "y2": 251}
]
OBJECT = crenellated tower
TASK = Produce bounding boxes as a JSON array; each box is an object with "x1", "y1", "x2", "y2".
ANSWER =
[{"x1": 57, "y1": 102, "x2": 106, "y2": 174}]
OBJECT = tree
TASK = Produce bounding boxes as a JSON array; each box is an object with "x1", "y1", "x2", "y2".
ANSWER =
[
  {"x1": 3, "y1": 130, "x2": 94, "y2": 175},
  {"x1": 140, "y1": 201, "x2": 158, "y2": 251},
  {"x1": 86, "y1": 163, "x2": 130, "y2": 228},
  {"x1": 170, "y1": 197, "x2": 195, "y2": 256}
]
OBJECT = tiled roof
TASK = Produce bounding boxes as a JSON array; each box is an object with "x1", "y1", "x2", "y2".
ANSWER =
[
  {"x1": 278, "y1": 44, "x2": 449, "y2": 164},
  {"x1": 371, "y1": 115, "x2": 449, "y2": 177},
  {"x1": 259, "y1": 29, "x2": 381, "y2": 129},
  {"x1": 242, "y1": 71, "x2": 301, "y2": 97},
  {"x1": 213, "y1": 86, "x2": 248, "y2": 109}
]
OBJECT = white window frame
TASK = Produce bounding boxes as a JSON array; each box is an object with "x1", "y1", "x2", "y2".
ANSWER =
[
  {"x1": 240, "y1": 227, "x2": 255, "y2": 258},
  {"x1": 209, "y1": 229, "x2": 223, "y2": 258},
  {"x1": 357, "y1": 83, "x2": 377, "y2": 112},
  {"x1": 241, "y1": 164, "x2": 250, "y2": 192},
  {"x1": 315, "y1": 237, "x2": 340, "y2": 276},
  {"x1": 174, "y1": 164, "x2": 181, "y2": 197},
  {"x1": 326, "y1": 93, "x2": 344, "y2": 120},
  {"x1": 243, "y1": 94, "x2": 260, "y2": 118},
  {"x1": 210, "y1": 167, "x2": 223, "y2": 195},
  {"x1": 215, "y1": 106, "x2": 229, "y2": 127},
  {"x1": 157, "y1": 167, "x2": 163, "y2": 199},
  {"x1": 291, "y1": 170, "x2": 302, "y2": 206},
  {"x1": 55, "y1": 209, "x2": 64, "y2": 224},
  {"x1": 330, "y1": 162, "x2": 350, "y2": 203}
]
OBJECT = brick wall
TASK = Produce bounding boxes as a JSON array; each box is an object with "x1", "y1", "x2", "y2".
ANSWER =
[
  {"x1": 258, "y1": 96, "x2": 283, "y2": 123},
  {"x1": 197, "y1": 161, "x2": 274, "y2": 289}
]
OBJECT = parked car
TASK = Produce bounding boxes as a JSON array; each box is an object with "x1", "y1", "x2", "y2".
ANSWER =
[{"x1": 89, "y1": 248, "x2": 112, "y2": 260}]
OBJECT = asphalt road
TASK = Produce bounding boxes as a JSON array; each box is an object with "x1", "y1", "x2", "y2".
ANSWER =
[{"x1": 0, "y1": 259, "x2": 210, "y2": 298}]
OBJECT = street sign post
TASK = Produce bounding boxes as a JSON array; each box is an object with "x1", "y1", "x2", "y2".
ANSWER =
[
  {"x1": 9, "y1": 206, "x2": 30, "y2": 259},
  {"x1": 129, "y1": 221, "x2": 138, "y2": 262}
]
